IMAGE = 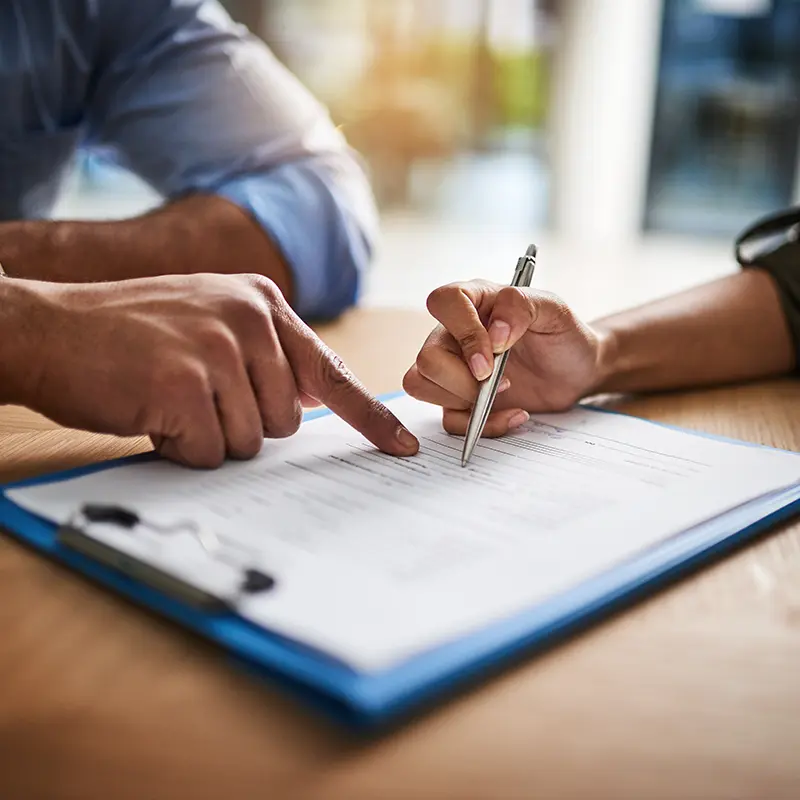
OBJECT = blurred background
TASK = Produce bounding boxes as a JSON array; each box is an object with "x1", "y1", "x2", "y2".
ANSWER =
[{"x1": 55, "y1": 0, "x2": 800, "y2": 321}]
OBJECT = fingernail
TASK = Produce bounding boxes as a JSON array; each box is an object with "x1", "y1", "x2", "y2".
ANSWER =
[
  {"x1": 508, "y1": 410, "x2": 529, "y2": 429},
  {"x1": 489, "y1": 320, "x2": 511, "y2": 352},
  {"x1": 396, "y1": 426, "x2": 418, "y2": 451},
  {"x1": 497, "y1": 377, "x2": 511, "y2": 393},
  {"x1": 469, "y1": 353, "x2": 491, "y2": 380}
]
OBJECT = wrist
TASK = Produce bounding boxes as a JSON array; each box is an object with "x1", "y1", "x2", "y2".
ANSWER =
[
  {"x1": 0, "y1": 278, "x2": 52, "y2": 406},
  {"x1": 587, "y1": 323, "x2": 622, "y2": 395}
]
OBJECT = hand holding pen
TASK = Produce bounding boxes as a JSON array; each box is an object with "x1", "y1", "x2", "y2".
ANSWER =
[
  {"x1": 403, "y1": 246, "x2": 604, "y2": 454},
  {"x1": 461, "y1": 245, "x2": 537, "y2": 464}
]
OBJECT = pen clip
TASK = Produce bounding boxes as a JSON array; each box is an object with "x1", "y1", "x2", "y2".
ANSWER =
[{"x1": 518, "y1": 247, "x2": 536, "y2": 287}]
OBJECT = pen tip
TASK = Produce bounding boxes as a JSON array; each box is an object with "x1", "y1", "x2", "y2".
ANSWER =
[
  {"x1": 461, "y1": 457, "x2": 468, "y2": 468},
  {"x1": 526, "y1": 244, "x2": 538, "y2": 258}
]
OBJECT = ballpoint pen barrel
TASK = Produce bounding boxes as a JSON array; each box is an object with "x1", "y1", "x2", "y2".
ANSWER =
[
  {"x1": 461, "y1": 350, "x2": 510, "y2": 466},
  {"x1": 461, "y1": 244, "x2": 537, "y2": 466}
]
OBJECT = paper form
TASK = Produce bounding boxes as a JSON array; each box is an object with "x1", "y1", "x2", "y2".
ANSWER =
[{"x1": 9, "y1": 396, "x2": 800, "y2": 671}]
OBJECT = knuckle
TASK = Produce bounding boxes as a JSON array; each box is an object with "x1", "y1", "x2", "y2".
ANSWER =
[
  {"x1": 493, "y1": 288, "x2": 537, "y2": 332},
  {"x1": 231, "y1": 294, "x2": 272, "y2": 335},
  {"x1": 555, "y1": 298, "x2": 574, "y2": 323},
  {"x1": 266, "y1": 404, "x2": 302, "y2": 439},
  {"x1": 426, "y1": 324, "x2": 448, "y2": 346},
  {"x1": 441, "y1": 410, "x2": 462, "y2": 435},
  {"x1": 456, "y1": 329, "x2": 484, "y2": 352},
  {"x1": 465, "y1": 278, "x2": 496, "y2": 294},
  {"x1": 426, "y1": 284, "x2": 455, "y2": 314},
  {"x1": 421, "y1": 324, "x2": 452, "y2": 356},
  {"x1": 541, "y1": 289, "x2": 568, "y2": 311},
  {"x1": 538, "y1": 291, "x2": 572, "y2": 329},
  {"x1": 498, "y1": 286, "x2": 531, "y2": 312},
  {"x1": 402, "y1": 366, "x2": 423, "y2": 397},
  {"x1": 414, "y1": 346, "x2": 442, "y2": 380},
  {"x1": 318, "y1": 346, "x2": 355, "y2": 392},
  {"x1": 202, "y1": 323, "x2": 240, "y2": 363},
  {"x1": 232, "y1": 432, "x2": 264, "y2": 460},
  {"x1": 287, "y1": 404, "x2": 303, "y2": 435},
  {"x1": 219, "y1": 274, "x2": 280, "y2": 318},
  {"x1": 362, "y1": 396, "x2": 394, "y2": 432},
  {"x1": 244, "y1": 273, "x2": 280, "y2": 302},
  {"x1": 166, "y1": 435, "x2": 225, "y2": 470},
  {"x1": 196, "y1": 449, "x2": 226, "y2": 470},
  {"x1": 161, "y1": 360, "x2": 210, "y2": 404}
]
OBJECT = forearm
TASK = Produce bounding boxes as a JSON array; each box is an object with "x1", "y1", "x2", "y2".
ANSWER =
[
  {"x1": 0, "y1": 195, "x2": 294, "y2": 302},
  {"x1": 592, "y1": 269, "x2": 795, "y2": 394}
]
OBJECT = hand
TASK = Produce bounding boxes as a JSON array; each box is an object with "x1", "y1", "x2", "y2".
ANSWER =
[
  {"x1": 403, "y1": 280, "x2": 604, "y2": 437},
  {"x1": 18, "y1": 274, "x2": 419, "y2": 467}
]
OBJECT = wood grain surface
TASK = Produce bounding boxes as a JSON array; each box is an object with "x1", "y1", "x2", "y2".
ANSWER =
[{"x1": 1, "y1": 308, "x2": 799, "y2": 800}]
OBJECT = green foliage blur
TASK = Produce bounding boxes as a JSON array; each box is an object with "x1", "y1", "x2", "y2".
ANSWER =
[
  {"x1": 391, "y1": 37, "x2": 549, "y2": 131},
  {"x1": 496, "y1": 50, "x2": 548, "y2": 128}
]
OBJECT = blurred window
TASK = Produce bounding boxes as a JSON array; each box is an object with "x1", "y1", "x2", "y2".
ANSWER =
[
  {"x1": 230, "y1": 0, "x2": 553, "y2": 226},
  {"x1": 645, "y1": 0, "x2": 800, "y2": 236},
  {"x1": 58, "y1": 0, "x2": 553, "y2": 228}
]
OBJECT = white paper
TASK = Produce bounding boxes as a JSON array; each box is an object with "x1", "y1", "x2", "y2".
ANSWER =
[{"x1": 9, "y1": 396, "x2": 800, "y2": 672}]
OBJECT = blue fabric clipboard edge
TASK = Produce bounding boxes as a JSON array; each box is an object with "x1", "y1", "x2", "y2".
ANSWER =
[{"x1": 2, "y1": 393, "x2": 799, "y2": 729}]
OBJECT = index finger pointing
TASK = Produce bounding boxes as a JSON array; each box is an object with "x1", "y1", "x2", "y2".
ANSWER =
[{"x1": 282, "y1": 318, "x2": 419, "y2": 457}]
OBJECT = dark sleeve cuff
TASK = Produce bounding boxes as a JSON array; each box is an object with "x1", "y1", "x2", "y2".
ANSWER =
[{"x1": 737, "y1": 215, "x2": 800, "y2": 371}]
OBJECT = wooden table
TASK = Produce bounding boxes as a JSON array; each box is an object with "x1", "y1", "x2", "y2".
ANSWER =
[{"x1": 1, "y1": 308, "x2": 799, "y2": 800}]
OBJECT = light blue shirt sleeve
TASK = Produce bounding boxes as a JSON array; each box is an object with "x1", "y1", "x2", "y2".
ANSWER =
[{"x1": 86, "y1": 0, "x2": 378, "y2": 319}]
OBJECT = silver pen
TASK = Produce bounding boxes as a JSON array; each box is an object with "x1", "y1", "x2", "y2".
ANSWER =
[{"x1": 461, "y1": 244, "x2": 537, "y2": 467}]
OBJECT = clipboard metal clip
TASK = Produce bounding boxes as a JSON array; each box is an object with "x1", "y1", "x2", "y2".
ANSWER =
[{"x1": 58, "y1": 504, "x2": 276, "y2": 612}]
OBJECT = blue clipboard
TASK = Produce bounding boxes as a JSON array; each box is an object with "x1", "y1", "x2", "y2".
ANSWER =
[{"x1": 2, "y1": 395, "x2": 800, "y2": 729}]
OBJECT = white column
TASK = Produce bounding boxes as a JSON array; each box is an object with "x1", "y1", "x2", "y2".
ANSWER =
[{"x1": 548, "y1": 0, "x2": 664, "y2": 243}]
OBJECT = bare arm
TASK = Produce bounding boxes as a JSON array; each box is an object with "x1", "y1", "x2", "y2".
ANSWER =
[
  {"x1": 6, "y1": 1, "x2": 378, "y2": 318},
  {"x1": 593, "y1": 269, "x2": 795, "y2": 394},
  {"x1": 404, "y1": 268, "x2": 797, "y2": 439},
  {"x1": 0, "y1": 195, "x2": 294, "y2": 301}
]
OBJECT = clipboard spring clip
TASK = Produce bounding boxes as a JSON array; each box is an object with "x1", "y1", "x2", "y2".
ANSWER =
[{"x1": 68, "y1": 504, "x2": 275, "y2": 598}]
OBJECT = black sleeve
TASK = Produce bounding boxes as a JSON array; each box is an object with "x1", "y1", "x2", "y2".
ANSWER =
[{"x1": 736, "y1": 208, "x2": 800, "y2": 370}]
